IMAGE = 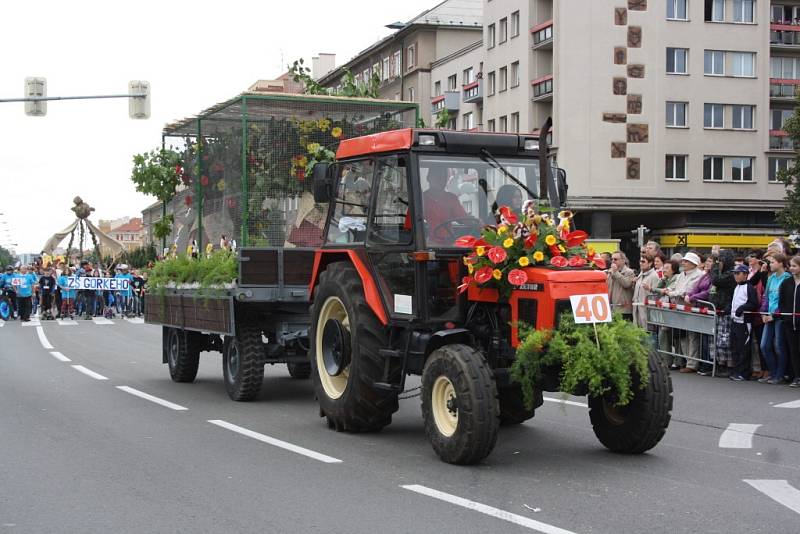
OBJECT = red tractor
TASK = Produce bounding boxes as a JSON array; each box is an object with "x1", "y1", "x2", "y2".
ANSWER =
[{"x1": 308, "y1": 122, "x2": 672, "y2": 464}]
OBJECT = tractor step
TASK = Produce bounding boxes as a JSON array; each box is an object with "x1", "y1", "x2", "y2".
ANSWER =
[
  {"x1": 372, "y1": 381, "x2": 402, "y2": 392},
  {"x1": 379, "y1": 349, "x2": 403, "y2": 359}
]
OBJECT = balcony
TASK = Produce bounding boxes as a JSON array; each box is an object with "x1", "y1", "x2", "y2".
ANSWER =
[
  {"x1": 770, "y1": 23, "x2": 800, "y2": 48},
  {"x1": 770, "y1": 78, "x2": 800, "y2": 99},
  {"x1": 462, "y1": 79, "x2": 483, "y2": 104},
  {"x1": 431, "y1": 91, "x2": 460, "y2": 114},
  {"x1": 531, "y1": 20, "x2": 553, "y2": 50},
  {"x1": 769, "y1": 130, "x2": 797, "y2": 151},
  {"x1": 531, "y1": 74, "x2": 553, "y2": 102}
]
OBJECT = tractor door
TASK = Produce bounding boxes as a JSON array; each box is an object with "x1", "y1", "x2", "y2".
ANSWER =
[{"x1": 365, "y1": 154, "x2": 418, "y2": 319}]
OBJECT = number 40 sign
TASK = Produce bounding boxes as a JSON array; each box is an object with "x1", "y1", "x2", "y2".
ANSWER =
[{"x1": 569, "y1": 294, "x2": 612, "y2": 324}]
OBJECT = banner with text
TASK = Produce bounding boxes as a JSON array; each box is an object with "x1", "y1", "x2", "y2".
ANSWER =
[{"x1": 67, "y1": 277, "x2": 130, "y2": 291}]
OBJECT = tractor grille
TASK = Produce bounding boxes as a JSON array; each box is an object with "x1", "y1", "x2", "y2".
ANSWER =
[
  {"x1": 553, "y1": 299, "x2": 572, "y2": 329},
  {"x1": 517, "y1": 299, "x2": 538, "y2": 330}
]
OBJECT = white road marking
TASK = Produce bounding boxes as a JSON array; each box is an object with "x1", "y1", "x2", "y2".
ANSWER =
[
  {"x1": 123, "y1": 317, "x2": 144, "y2": 324},
  {"x1": 718, "y1": 423, "x2": 761, "y2": 449},
  {"x1": 542, "y1": 396, "x2": 589, "y2": 408},
  {"x1": 35, "y1": 326, "x2": 53, "y2": 349},
  {"x1": 22, "y1": 320, "x2": 41, "y2": 327},
  {"x1": 0, "y1": 321, "x2": 4, "y2": 327},
  {"x1": 116, "y1": 386, "x2": 187, "y2": 411},
  {"x1": 71, "y1": 365, "x2": 108, "y2": 380},
  {"x1": 401, "y1": 484, "x2": 577, "y2": 534},
  {"x1": 774, "y1": 399, "x2": 800, "y2": 409},
  {"x1": 49, "y1": 351, "x2": 71, "y2": 362},
  {"x1": 744, "y1": 480, "x2": 800, "y2": 515},
  {"x1": 56, "y1": 319, "x2": 78, "y2": 326},
  {"x1": 207, "y1": 419, "x2": 342, "y2": 464},
  {"x1": 91, "y1": 317, "x2": 114, "y2": 325}
]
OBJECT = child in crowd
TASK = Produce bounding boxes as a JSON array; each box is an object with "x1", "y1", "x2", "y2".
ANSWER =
[
  {"x1": 728, "y1": 264, "x2": 759, "y2": 381},
  {"x1": 58, "y1": 267, "x2": 76, "y2": 319}
]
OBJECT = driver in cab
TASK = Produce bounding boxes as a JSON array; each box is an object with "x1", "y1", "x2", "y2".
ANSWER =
[{"x1": 422, "y1": 169, "x2": 468, "y2": 245}]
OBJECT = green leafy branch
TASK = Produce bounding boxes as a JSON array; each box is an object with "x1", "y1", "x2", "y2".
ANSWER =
[{"x1": 289, "y1": 58, "x2": 381, "y2": 99}]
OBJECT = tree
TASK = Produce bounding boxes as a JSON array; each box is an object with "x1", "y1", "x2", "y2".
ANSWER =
[
  {"x1": 130, "y1": 149, "x2": 182, "y2": 249},
  {"x1": 0, "y1": 245, "x2": 16, "y2": 268},
  {"x1": 288, "y1": 59, "x2": 381, "y2": 99},
  {"x1": 777, "y1": 104, "x2": 800, "y2": 232}
]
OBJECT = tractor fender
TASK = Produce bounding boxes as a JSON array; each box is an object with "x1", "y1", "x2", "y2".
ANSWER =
[
  {"x1": 309, "y1": 249, "x2": 388, "y2": 326},
  {"x1": 425, "y1": 328, "x2": 475, "y2": 356}
]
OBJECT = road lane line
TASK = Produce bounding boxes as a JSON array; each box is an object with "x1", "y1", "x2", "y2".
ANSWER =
[
  {"x1": 116, "y1": 386, "x2": 188, "y2": 411},
  {"x1": 56, "y1": 319, "x2": 77, "y2": 326},
  {"x1": 22, "y1": 320, "x2": 41, "y2": 327},
  {"x1": 123, "y1": 317, "x2": 144, "y2": 324},
  {"x1": 543, "y1": 396, "x2": 588, "y2": 408},
  {"x1": 49, "y1": 351, "x2": 71, "y2": 362},
  {"x1": 401, "y1": 484, "x2": 577, "y2": 534},
  {"x1": 207, "y1": 419, "x2": 342, "y2": 464},
  {"x1": 744, "y1": 480, "x2": 800, "y2": 515},
  {"x1": 718, "y1": 423, "x2": 761, "y2": 449},
  {"x1": 91, "y1": 317, "x2": 114, "y2": 325},
  {"x1": 35, "y1": 326, "x2": 53, "y2": 349},
  {"x1": 71, "y1": 365, "x2": 108, "y2": 380},
  {"x1": 774, "y1": 399, "x2": 800, "y2": 409}
]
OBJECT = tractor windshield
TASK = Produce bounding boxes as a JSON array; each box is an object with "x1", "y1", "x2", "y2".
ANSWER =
[{"x1": 418, "y1": 154, "x2": 540, "y2": 247}]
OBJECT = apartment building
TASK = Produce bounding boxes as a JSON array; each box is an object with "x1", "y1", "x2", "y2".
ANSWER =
[
  {"x1": 430, "y1": 40, "x2": 484, "y2": 129},
  {"x1": 316, "y1": 0, "x2": 482, "y2": 126}
]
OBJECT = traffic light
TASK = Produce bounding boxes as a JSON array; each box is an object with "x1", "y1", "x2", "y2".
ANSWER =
[
  {"x1": 128, "y1": 80, "x2": 150, "y2": 119},
  {"x1": 24, "y1": 77, "x2": 47, "y2": 116}
]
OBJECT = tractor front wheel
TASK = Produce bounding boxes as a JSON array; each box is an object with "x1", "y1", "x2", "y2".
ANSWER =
[
  {"x1": 588, "y1": 349, "x2": 673, "y2": 454},
  {"x1": 222, "y1": 324, "x2": 265, "y2": 401},
  {"x1": 166, "y1": 327, "x2": 200, "y2": 383},
  {"x1": 421, "y1": 344, "x2": 499, "y2": 464}
]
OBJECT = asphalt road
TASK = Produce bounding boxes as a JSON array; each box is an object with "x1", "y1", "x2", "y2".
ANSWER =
[{"x1": 1, "y1": 318, "x2": 800, "y2": 534}]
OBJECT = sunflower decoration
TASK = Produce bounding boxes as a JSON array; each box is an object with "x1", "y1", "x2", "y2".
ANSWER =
[{"x1": 455, "y1": 204, "x2": 605, "y2": 296}]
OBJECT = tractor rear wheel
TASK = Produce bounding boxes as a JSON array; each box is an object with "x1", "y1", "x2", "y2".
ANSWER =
[
  {"x1": 498, "y1": 386, "x2": 542, "y2": 426},
  {"x1": 588, "y1": 348, "x2": 672, "y2": 454},
  {"x1": 222, "y1": 324, "x2": 265, "y2": 401},
  {"x1": 309, "y1": 262, "x2": 398, "y2": 431},
  {"x1": 421, "y1": 344, "x2": 499, "y2": 464},
  {"x1": 166, "y1": 327, "x2": 200, "y2": 383}
]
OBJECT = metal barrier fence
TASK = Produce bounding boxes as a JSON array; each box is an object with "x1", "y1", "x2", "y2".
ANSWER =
[{"x1": 645, "y1": 297, "x2": 719, "y2": 376}]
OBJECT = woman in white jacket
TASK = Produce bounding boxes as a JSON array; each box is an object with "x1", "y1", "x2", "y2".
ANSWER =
[{"x1": 633, "y1": 254, "x2": 661, "y2": 329}]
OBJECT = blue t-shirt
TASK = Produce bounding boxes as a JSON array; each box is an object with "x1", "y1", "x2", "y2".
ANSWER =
[
  {"x1": 115, "y1": 273, "x2": 133, "y2": 297},
  {"x1": 12, "y1": 273, "x2": 38, "y2": 298},
  {"x1": 766, "y1": 271, "x2": 791, "y2": 313},
  {"x1": 58, "y1": 275, "x2": 76, "y2": 299}
]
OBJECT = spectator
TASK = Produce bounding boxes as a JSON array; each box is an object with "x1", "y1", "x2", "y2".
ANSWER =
[
  {"x1": 747, "y1": 250, "x2": 769, "y2": 378},
  {"x1": 2, "y1": 265, "x2": 18, "y2": 319},
  {"x1": 685, "y1": 254, "x2": 714, "y2": 375},
  {"x1": 38, "y1": 267, "x2": 57, "y2": 320},
  {"x1": 667, "y1": 252, "x2": 705, "y2": 372},
  {"x1": 601, "y1": 252, "x2": 612, "y2": 268},
  {"x1": 729, "y1": 264, "x2": 760, "y2": 381},
  {"x1": 131, "y1": 270, "x2": 145, "y2": 317},
  {"x1": 607, "y1": 250, "x2": 636, "y2": 317},
  {"x1": 13, "y1": 265, "x2": 38, "y2": 322},
  {"x1": 633, "y1": 254, "x2": 659, "y2": 329},
  {"x1": 653, "y1": 252, "x2": 667, "y2": 278},
  {"x1": 58, "y1": 267, "x2": 76, "y2": 319},
  {"x1": 779, "y1": 255, "x2": 800, "y2": 387},
  {"x1": 654, "y1": 259, "x2": 681, "y2": 368},
  {"x1": 760, "y1": 253, "x2": 791, "y2": 384},
  {"x1": 645, "y1": 240, "x2": 661, "y2": 257},
  {"x1": 708, "y1": 249, "x2": 737, "y2": 375}
]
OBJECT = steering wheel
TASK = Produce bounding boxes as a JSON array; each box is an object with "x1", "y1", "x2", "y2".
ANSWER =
[{"x1": 431, "y1": 217, "x2": 484, "y2": 243}]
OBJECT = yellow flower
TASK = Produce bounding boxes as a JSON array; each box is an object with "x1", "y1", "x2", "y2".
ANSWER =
[
  {"x1": 533, "y1": 251, "x2": 545, "y2": 262},
  {"x1": 492, "y1": 269, "x2": 503, "y2": 280},
  {"x1": 216, "y1": 179, "x2": 225, "y2": 192},
  {"x1": 331, "y1": 127, "x2": 343, "y2": 138},
  {"x1": 533, "y1": 215, "x2": 542, "y2": 225},
  {"x1": 318, "y1": 118, "x2": 331, "y2": 131},
  {"x1": 468, "y1": 264, "x2": 475, "y2": 274},
  {"x1": 503, "y1": 237, "x2": 514, "y2": 248},
  {"x1": 476, "y1": 246, "x2": 486, "y2": 256},
  {"x1": 497, "y1": 225, "x2": 508, "y2": 234},
  {"x1": 518, "y1": 256, "x2": 530, "y2": 267},
  {"x1": 558, "y1": 210, "x2": 573, "y2": 219},
  {"x1": 545, "y1": 235, "x2": 557, "y2": 246},
  {"x1": 307, "y1": 142, "x2": 321, "y2": 153},
  {"x1": 559, "y1": 245, "x2": 566, "y2": 253}
]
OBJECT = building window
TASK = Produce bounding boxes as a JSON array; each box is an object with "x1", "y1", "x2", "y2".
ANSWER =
[
  {"x1": 771, "y1": 56, "x2": 800, "y2": 79},
  {"x1": 667, "y1": 0, "x2": 688, "y2": 20},
  {"x1": 703, "y1": 156, "x2": 724, "y2": 180},
  {"x1": 362, "y1": 69, "x2": 371, "y2": 85},
  {"x1": 731, "y1": 52, "x2": 755, "y2": 77},
  {"x1": 407, "y1": 87, "x2": 415, "y2": 101},
  {"x1": 704, "y1": 103, "x2": 724, "y2": 128},
  {"x1": 487, "y1": 119, "x2": 496, "y2": 132},
  {"x1": 533, "y1": 24, "x2": 553, "y2": 45},
  {"x1": 667, "y1": 48, "x2": 688, "y2": 74},
  {"x1": 392, "y1": 51, "x2": 402, "y2": 77},
  {"x1": 733, "y1": 0, "x2": 754, "y2": 23},
  {"x1": 666, "y1": 101, "x2": 688, "y2": 127},
  {"x1": 382, "y1": 58, "x2": 390, "y2": 80},
  {"x1": 447, "y1": 74, "x2": 457, "y2": 91},
  {"x1": 768, "y1": 157, "x2": 792, "y2": 182},
  {"x1": 499, "y1": 66, "x2": 508, "y2": 91},
  {"x1": 732, "y1": 105, "x2": 754, "y2": 129},
  {"x1": 731, "y1": 157, "x2": 754, "y2": 181},
  {"x1": 511, "y1": 11, "x2": 520, "y2": 37},
  {"x1": 666, "y1": 155, "x2": 688, "y2": 180},
  {"x1": 407, "y1": 45, "x2": 416, "y2": 70},
  {"x1": 510, "y1": 61, "x2": 520, "y2": 87},
  {"x1": 499, "y1": 115, "x2": 508, "y2": 132},
  {"x1": 511, "y1": 112, "x2": 520, "y2": 133},
  {"x1": 499, "y1": 17, "x2": 508, "y2": 43},
  {"x1": 488, "y1": 71, "x2": 496, "y2": 95},
  {"x1": 463, "y1": 67, "x2": 475, "y2": 84},
  {"x1": 488, "y1": 24, "x2": 496, "y2": 48},
  {"x1": 434, "y1": 81, "x2": 441, "y2": 97},
  {"x1": 705, "y1": 0, "x2": 724, "y2": 22},
  {"x1": 771, "y1": 108, "x2": 793, "y2": 130},
  {"x1": 704, "y1": 50, "x2": 724, "y2": 75},
  {"x1": 463, "y1": 112, "x2": 474, "y2": 130},
  {"x1": 447, "y1": 117, "x2": 457, "y2": 130}
]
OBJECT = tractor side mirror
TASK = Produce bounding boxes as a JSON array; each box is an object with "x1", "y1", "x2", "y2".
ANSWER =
[
  {"x1": 556, "y1": 168, "x2": 568, "y2": 207},
  {"x1": 313, "y1": 163, "x2": 332, "y2": 203}
]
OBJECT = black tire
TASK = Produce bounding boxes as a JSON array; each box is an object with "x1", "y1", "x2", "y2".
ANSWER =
[
  {"x1": 498, "y1": 386, "x2": 541, "y2": 426},
  {"x1": 309, "y1": 262, "x2": 398, "y2": 432},
  {"x1": 166, "y1": 327, "x2": 200, "y2": 383},
  {"x1": 287, "y1": 360, "x2": 312, "y2": 379},
  {"x1": 588, "y1": 349, "x2": 673, "y2": 454},
  {"x1": 421, "y1": 344, "x2": 499, "y2": 464},
  {"x1": 222, "y1": 324, "x2": 265, "y2": 401}
]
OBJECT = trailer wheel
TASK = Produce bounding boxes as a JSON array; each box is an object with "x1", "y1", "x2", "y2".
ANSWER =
[
  {"x1": 498, "y1": 386, "x2": 541, "y2": 426},
  {"x1": 166, "y1": 327, "x2": 200, "y2": 383},
  {"x1": 421, "y1": 344, "x2": 499, "y2": 464},
  {"x1": 310, "y1": 262, "x2": 398, "y2": 431},
  {"x1": 588, "y1": 348, "x2": 673, "y2": 454},
  {"x1": 222, "y1": 325, "x2": 265, "y2": 401},
  {"x1": 287, "y1": 360, "x2": 311, "y2": 379}
]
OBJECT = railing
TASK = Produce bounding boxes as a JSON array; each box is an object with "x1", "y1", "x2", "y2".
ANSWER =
[
  {"x1": 462, "y1": 80, "x2": 482, "y2": 104},
  {"x1": 770, "y1": 78, "x2": 800, "y2": 98},
  {"x1": 770, "y1": 131, "x2": 796, "y2": 150},
  {"x1": 771, "y1": 24, "x2": 800, "y2": 45}
]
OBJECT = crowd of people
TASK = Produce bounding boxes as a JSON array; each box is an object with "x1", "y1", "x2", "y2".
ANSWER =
[
  {"x1": 0, "y1": 258, "x2": 148, "y2": 322},
  {"x1": 605, "y1": 238, "x2": 800, "y2": 387}
]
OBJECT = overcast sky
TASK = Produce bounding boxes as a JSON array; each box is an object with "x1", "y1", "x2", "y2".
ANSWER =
[{"x1": 0, "y1": 0, "x2": 437, "y2": 254}]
